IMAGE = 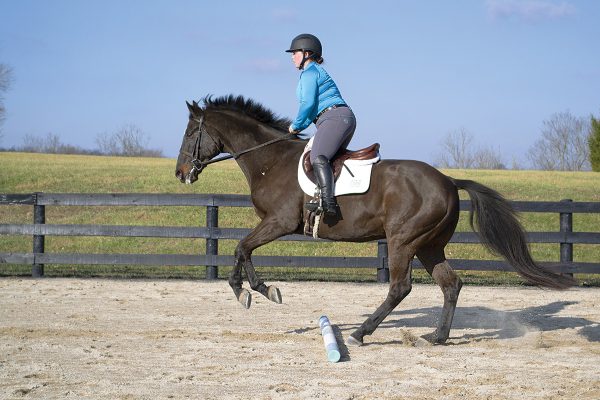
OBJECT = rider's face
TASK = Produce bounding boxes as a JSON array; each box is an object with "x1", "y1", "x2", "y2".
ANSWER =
[{"x1": 291, "y1": 50, "x2": 307, "y2": 69}]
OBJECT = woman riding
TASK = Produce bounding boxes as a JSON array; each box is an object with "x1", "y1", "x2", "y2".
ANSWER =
[{"x1": 286, "y1": 33, "x2": 356, "y2": 216}]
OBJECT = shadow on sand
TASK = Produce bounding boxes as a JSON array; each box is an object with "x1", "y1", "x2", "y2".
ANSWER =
[{"x1": 333, "y1": 301, "x2": 599, "y2": 345}]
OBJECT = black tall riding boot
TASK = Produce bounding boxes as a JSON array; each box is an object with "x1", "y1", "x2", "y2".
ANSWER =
[{"x1": 311, "y1": 155, "x2": 338, "y2": 216}]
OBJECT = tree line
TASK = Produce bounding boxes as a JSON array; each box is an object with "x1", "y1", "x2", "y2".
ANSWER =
[
  {"x1": 435, "y1": 111, "x2": 600, "y2": 171},
  {"x1": 0, "y1": 63, "x2": 162, "y2": 157},
  {"x1": 1, "y1": 125, "x2": 163, "y2": 157},
  {"x1": 1, "y1": 62, "x2": 599, "y2": 168}
]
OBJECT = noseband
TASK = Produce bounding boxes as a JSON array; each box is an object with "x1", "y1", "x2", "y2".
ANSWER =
[{"x1": 183, "y1": 115, "x2": 294, "y2": 178}]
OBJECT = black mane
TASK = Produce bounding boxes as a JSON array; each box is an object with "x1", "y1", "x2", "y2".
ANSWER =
[{"x1": 203, "y1": 94, "x2": 292, "y2": 133}]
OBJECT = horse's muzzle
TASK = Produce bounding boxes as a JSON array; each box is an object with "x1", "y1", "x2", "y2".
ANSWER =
[
  {"x1": 184, "y1": 172, "x2": 198, "y2": 184},
  {"x1": 175, "y1": 166, "x2": 198, "y2": 184},
  {"x1": 175, "y1": 169, "x2": 185, "y2": 182}
]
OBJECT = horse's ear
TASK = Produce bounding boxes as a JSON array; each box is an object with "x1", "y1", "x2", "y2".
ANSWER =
[{"x1": 186, "y1": 100, "x2": 203, "y2": 117}]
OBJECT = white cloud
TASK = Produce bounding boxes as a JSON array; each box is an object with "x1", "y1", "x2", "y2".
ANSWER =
[{"x1": 486, "y1": 0, "x2": 576, "y2": 21}]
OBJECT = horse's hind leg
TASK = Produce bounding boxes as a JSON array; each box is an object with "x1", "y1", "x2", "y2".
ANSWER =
[
  {"x1": 417, "y1": 247, "x2": 463, "y2": 344},
  {"x1": 348, "y1": 240, "x2": 414, "y2": 346}
]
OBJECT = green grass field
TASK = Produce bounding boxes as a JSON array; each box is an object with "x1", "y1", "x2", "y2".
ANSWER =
[{"x1": 1, "y1": 151, "x2": 599, "y2": 285}]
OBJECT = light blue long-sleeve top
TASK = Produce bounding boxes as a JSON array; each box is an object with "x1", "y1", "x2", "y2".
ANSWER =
[{"x1": 290, "y1": 62, "x2": 346, "y2": 132}]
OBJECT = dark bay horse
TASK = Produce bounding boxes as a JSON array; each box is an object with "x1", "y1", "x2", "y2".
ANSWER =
[{"x1": 175, "y1": 95, "x2": 575, "y2": 346}]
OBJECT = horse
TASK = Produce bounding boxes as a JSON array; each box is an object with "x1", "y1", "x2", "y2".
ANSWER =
[{"x1": 175, "y1": 94, "x2": 575, "y2": 346}]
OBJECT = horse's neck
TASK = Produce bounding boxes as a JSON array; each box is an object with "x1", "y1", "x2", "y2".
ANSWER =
[
  {"x1": 213, "y1": 112, "x2": 304, "y2": 186},
  {"x1": 239, "y1": 139, "x2": 303, "y2": 184},
  {"x1": 232, "y1": 126, "x2": 275, "y2": 154},
  {"x1": 227, "y1": 126, "x2": 303, "y2": 186},
  {"x1": 215, "y1": 112, "x2": 274, "y2": 153}
]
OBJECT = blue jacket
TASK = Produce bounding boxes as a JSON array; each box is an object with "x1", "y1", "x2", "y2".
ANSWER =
[{"x1": 291, "y1": 62, "x2": 346, "y2": 131}]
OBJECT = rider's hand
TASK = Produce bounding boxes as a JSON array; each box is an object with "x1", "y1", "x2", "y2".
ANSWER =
[{"x1": 289, "y1": 125, "x2": 299, "y2": 134}]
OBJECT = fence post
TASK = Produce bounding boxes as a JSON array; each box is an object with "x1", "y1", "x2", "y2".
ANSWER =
[
  {"x1": 205, "y1": 205, "x2": 219, "y2": 280},
  {"x1": 560, "y1": 199, "x2": 574, "y2": 278},
  {"x1": 377, "y1": 240, "x2": 389, "y2": 283},
  {"x1": 32, "y1": 193, "x2": 45, "y2": 278}
]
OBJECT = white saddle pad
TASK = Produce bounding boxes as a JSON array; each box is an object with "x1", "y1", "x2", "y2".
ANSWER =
[{"x1": 297, "y1": 138, "x2": 380, "y2": 197}]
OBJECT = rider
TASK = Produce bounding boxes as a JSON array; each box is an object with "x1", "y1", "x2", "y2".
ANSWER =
[{"x1": 286, "y1": 33, "x2": 356, "y2": 216}]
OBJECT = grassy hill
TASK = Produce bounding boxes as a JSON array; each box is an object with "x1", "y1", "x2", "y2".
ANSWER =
[{"x1": 1, "y1": 152, "x2": 599, "y2": 285}]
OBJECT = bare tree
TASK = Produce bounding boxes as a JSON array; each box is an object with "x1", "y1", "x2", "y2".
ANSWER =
[
  {"x1": 435, "y1": 128, "x2": 475, "y2": 169},
  {"x1": 116, "y1": 124, "x2": 148, "y2": 156},
  {"x1": 21, "y1": 133, "x2": 45, "y2": 152},
  {"x1": 0, "y1": 63, "x2": 13, "y2": 137},
  {"x1": 472, "y1": 147, "x2": 505, "y2": 169},
  {"x1": 95, "y1": 131, "x2": 120, "y2": 155},
  {"x1": 21, "y1": 132, "x2": 62, "y2": 153},
  {"x1": 44, "y1": 132, "x2": 61, "y2": 153},
  {"x1": 96, "y1": 124, "x2": 163, "y2": 157},
  {"x1": 527, "y1": 111, "x2": 591, "y2": 171},
  {"x1": 435, "y1": 128, "x2": 506, "y2": 170}
]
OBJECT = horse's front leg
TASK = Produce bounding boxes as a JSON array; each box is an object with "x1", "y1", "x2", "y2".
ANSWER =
[
  {"x1": 228, "y1": 216, "x2": 297, "y2": 308},
  {"x1": 228, "y1": 256, "x2": 251, "y2": 308},
  {"x1": 235, "y1": 244, "x2": 282, "y2": 305}
]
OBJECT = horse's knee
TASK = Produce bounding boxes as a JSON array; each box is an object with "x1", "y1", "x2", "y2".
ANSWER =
[{"x1": 388, "y1": 282, "x2": 412, "y2": 303}]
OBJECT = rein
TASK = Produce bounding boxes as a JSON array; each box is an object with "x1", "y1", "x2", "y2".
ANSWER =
[{"x1": 187, "y1": 116, "x2": 294, "y2": 175}]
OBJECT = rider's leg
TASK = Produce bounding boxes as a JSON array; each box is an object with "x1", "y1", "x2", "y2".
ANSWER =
[
  {"x1": 310, "y1": 107, "x2": 356, "y2": 163},
  {"x1": 312, "y1": 155, "x2": 338, "y2": 215},
  {"x1": 308, "y1": 107, "x2": 356, "y2": 214}
]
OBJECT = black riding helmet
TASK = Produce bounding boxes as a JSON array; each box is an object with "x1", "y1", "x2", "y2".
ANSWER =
[
  {"x1": 286, "y1": 33, "x2": 322, "y2": 57},
  {"x1": 285, "y1": 33, "x2": 322, "y2": 69}
]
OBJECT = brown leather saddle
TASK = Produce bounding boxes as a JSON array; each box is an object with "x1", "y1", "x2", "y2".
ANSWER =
[{"x1": 302, "y1": 143, "x2": 380, "y2": 183}]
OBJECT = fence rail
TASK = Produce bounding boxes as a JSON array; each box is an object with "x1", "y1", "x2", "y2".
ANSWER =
[{"x1": 1, "y1": 193, "x2": 599, "y2": 281}]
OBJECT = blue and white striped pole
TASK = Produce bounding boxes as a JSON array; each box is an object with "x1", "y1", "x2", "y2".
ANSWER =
[{"x1": 319, "y1": 315, "x2": 341, "y2": 362}]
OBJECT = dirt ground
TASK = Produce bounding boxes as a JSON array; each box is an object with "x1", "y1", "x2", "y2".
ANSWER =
[{"x1": 1, "y1": 278, "x2": 599, "y2": 400}]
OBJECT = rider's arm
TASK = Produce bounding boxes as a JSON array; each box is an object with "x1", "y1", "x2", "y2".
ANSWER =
[{"x1": 291, "y1": 67, "x2": 319, "y2": 132}]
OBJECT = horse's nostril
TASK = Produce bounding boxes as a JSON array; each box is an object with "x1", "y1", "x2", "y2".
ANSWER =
[{"x1": 175, "y1": 170, "x2": 183, "y2": 180}]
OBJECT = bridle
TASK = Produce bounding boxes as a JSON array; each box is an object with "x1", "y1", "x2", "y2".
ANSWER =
[
  {"x1": 183, "y1": 115, "x2": 294, "y2": 177},
  {"x1": 180, "y1": 115, "x2": 213, "y2": 176}
]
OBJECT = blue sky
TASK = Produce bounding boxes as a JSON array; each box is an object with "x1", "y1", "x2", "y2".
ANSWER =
[{"x1": 1, "y1": 0, "x2": 598, "y2": 165}]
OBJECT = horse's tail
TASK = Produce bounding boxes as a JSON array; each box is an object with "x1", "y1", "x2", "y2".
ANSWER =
[{"x1": 450, "y1": 178, "x2": 576, "y2": 290}]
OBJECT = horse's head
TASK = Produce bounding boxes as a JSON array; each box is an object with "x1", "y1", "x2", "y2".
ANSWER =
[{"x1": 175, "y1": 100, "x2": 223, "y2": 184}]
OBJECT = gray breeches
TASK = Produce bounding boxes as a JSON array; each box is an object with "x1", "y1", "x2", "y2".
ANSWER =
[{"x1": 310, "y1": 106, "x2": 356, "y2": 164}]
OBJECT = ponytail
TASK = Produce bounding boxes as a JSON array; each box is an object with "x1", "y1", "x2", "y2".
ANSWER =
[{"x1": 305, "y1": 51, "x2": 324, "y2": 64}]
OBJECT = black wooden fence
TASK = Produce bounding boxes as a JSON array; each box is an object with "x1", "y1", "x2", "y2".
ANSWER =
[{"x1": 1, "y1": 192, "x2": 600, "y2": 282}]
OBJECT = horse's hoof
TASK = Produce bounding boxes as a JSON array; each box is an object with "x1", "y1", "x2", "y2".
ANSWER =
[
  {"x1": 238, "y1": 289, "x2": 252, "y2": 309},
  {"x1": 346, "y1": 335, "x2": 363, "y2": 347},
  {"x1": 421, "y1": 331, "x2": 445, "y2": 345},
  {"x1": 267, "y1": 286, "x2": 282, "y2": 304}
]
